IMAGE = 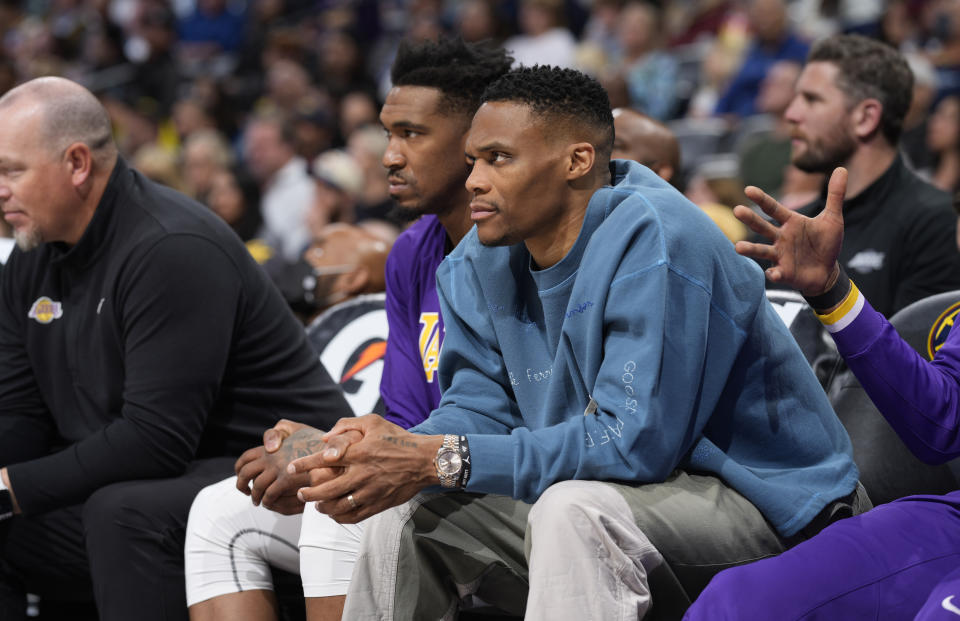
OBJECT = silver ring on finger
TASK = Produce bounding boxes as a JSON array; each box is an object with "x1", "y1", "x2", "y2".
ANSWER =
[{"x1": 347, "y1": 493, "x2": 358, "y2": 509}]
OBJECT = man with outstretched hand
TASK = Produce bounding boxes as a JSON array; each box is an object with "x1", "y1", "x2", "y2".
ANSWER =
[{"x1": 685, "y1": 168, "x2": 960, "y2": 619}]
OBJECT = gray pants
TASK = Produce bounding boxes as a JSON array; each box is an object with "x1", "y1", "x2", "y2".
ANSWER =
[{"x1": 343, "y1": 472, "x2": 869, "y2": 621}]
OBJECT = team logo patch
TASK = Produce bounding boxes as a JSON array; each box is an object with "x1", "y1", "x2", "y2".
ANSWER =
[
  {"x1": 927, "y1": 301, "x2": 960, "y2": 360},
  {"x1": 307, "y1": 294, "x2": 389, "y2": 416},
  {"x1": 847, "y1": 249, "x2": 885, "y2": 274},
  {"x1": 27, "y1": 296, "x2": 63, "y2": 324},
  {"x1": 418, "y1": 312, "x2": 442, "y2": 383}
]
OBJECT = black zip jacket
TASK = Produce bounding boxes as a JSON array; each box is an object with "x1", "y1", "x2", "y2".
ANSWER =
[{"x1": 0, "y1": 159, "x2": 351, "y2": 515}]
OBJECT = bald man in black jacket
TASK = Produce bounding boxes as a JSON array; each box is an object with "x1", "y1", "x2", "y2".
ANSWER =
[{"x1": 0, "y1": 77, "x2": 350, "y2": 620}]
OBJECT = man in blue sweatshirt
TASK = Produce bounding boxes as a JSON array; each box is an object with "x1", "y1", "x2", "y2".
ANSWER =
[{"x1": 289, "y1": 66, "x2": 865, "y2": 619}]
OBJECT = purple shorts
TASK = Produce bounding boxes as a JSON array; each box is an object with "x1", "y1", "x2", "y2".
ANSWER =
[{"x1": 684, "y1": 492, "x2": 960, "y2": 620}]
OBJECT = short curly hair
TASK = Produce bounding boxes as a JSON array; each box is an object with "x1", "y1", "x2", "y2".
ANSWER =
[
  {"x1": 481, "y1": 65, "x2": 615, "y2": 160},
  {"x1": 391, "y1": 37, "x2": 514, "y2": 116},
  {"x1": 808, "y1": 34, "x2": 913, "y2": 145}
]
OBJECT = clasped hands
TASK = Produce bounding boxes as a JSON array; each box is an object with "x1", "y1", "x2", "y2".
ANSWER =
[{"x1": 235, "y1": 414, "x2": 441, "y2": 523}]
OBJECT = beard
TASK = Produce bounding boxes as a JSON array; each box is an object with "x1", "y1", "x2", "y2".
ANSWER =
[
  {"x1": 386, "y1": 203, "x2": 423, "y2": 223},
  {"x1": 792, "y1": 129, "x2": 858, "y2": 174},
  {"x1": 13, "y1": 225, "x2": 42, "y2": 252}
]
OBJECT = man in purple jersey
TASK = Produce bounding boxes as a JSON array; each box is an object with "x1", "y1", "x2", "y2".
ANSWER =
[
  {"x1": 684, "y1": 168, "x2": 960, "y2": 620},
  {"x1": 183, "y1": 38, "x2": 513, "y2": 621},
  {"x1": 377, "y1": 38, "x2": 511, "y2": 427}
]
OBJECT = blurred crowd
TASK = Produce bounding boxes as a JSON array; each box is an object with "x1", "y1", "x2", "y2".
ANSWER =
[{"x1": 2, "y1": 0, "x2": 960, "y2": 307}]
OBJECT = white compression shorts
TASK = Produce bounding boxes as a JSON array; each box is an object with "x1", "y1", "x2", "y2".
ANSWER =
[{"x1": 184, "y1": 477, "x2": 365, "y2": 605}]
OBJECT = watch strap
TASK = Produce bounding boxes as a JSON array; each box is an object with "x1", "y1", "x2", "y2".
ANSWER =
[
  {"x1": 803, "y1": 267, "x2": 851, "y2": 313},
  {"x1": 457, "y1": 435, "x2": 471, "y2": 489}
]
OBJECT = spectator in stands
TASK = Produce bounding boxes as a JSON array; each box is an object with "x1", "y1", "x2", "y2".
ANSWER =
[
  {"x1": 263, "y1": 58, "x2": 329, "y2": 119},
  {"x1": 684, "y1": 156, "x2": 751, "y2": 244},
  {"x1": 338, "y1": 90, "x2": 379, "y2": 142},
  {"x1": 579, "y1": 0, "x2": 623, "y2": 62},
  {"x1": 302, "y1": 223, "x2": 389, "y2": 316},
  {"x1": 787, "y1": 34, "x2": 960, "y2": 317},
  {"x1": 613, "y1": 107, "x2": 747, "y2": 242},
  {"x1": 292, "y1": 106, "x2": 337, "y2": 163},
  {"x1": 177, "y1": 0, "x2": 246, "y2": 58},
  {"x1": 307, "y1": 149, "x2": 365, "y2": 233},
  {"x1": 612, "y1": 107, "x2": 680, "y2": 185},
  {"x1": 0, "y1": 77, "x2": 351, "y2": 621},
  {"x1": 290, "y1": 65, "x2": 864, "y2": 620},
  {"x1": 504, "y1": 0, "x2": 577, "y2": 68},
  {"x1": 927, "y1": 95, "x2": 960, "y2": 192},
  {"x1": 924, "y1": 0, "x2": 960, "y2": 99},
  {"x1": 611, "y1": 2, "x2": 678, "y2": 121},
  {"x1": 346, "y1": 125, "x2": 394, "y2": 225},
  {"x1": 172, "y1": 98, "x2": 217, "y2": 142},
  {"x1": 205, "y1": 166, "x2": 263, "y2": 242},
  {"x1": 902, "y1": 53, "x2": 939, "y2": 173},
  {"x1": 668, "y1": 0, "x2": 735, "y2": 47},
  {"x1": 778, "y1": 164, "x2": 824, "y2": 211},
  {"x1": 125, "y1": 3, "x2": 180, "y2": 117},
  {"x1": 715, "y1": 0, "x2": 808, "y2": 118},
  {"x1": 456, "y1": 0, "x2": 509, "y2": 44},
  {"x1": 686, "y1": 165, "x2": 960, "y2": 620},
  {"x1": 132, "y1": 143, "x2": 185, "y2": 191},
  {"x1": 243, "y1": 113, "x2": 315, "y2": 262},
  {"x1": 316, "y1": 29, "x2": 377, "y2": 100},
  {"x1": 685, "y1": 37, "x2": 744, "y2": 119},
  {"x1": 181, "y1": 128, "x2": 234, "y2": 201},
  {"x1": 261, "y1": 149, "x2": 376, "y2": 317},
  {"x1": 183, "y1": 38, "x2": 513, "y2": 621},
  {"x1": 737, "y1": 59, "x2": 801, "y2": 197}
]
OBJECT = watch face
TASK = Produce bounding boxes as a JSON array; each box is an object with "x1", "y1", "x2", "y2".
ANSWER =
[{"x1": 437, "y1": 448, "x2": 462, "y2": 476}]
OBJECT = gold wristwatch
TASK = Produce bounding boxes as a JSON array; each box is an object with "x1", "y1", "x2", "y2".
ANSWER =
[{"x1": 434, "y1": 434, "x2": 470, "y2": 488}]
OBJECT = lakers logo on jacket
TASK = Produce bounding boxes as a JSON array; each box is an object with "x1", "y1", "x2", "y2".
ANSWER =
[{"x1": 28, "y1": 296, "x2": 63, "y2": 324}]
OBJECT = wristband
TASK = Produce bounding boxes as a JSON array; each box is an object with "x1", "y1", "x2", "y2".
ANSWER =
[
  {"x1": 803, "y1": 267, "x2": 851, "y2": 313},
  {"x1": 457, "y1": 435, "x2": 471, "y2": 489},
  {"x1": 814, "y1": 279, "x2": 864, "y2": 333}
]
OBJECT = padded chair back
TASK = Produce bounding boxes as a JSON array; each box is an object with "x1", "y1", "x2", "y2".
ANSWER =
[
  {"x1": 829, "y1": 290, "x2": 960, "y2": 505},
  {"x1": 306, "y1": 293, "x2": 388, "y2": 417}
]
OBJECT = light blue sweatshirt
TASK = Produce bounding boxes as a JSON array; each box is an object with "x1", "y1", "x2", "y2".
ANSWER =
[{"x1": 412, "y1": 160, "x2": 858, "y2": 537}]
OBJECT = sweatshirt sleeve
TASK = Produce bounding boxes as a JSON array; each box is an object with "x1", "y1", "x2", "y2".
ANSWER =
[
  {"x1": 8, "y1": 236, "x2": 243, "y2": 514},
  {"x1": 823, "y1": 282, "x2": 960, "y2": 464},
  {"x1": 410, "y1": 256, "x2": 524, "y2": 439},
  {"x1": 420, "y1": 251, "x2": 730, "y2": 502}
]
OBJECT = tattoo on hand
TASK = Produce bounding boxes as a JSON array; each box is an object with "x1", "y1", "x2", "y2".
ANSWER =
[
  {"x1": 382, "y1": 435, "x2": 418, "y2": 448},
  {"x1": 281, "y1": 432, "x2": 324, "y2": 461},
  {"x1": 296, "y1": 439, "x2": 322, "y2": 458}
]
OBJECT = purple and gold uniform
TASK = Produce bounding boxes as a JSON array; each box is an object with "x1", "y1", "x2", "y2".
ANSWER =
[
  {"x1": 380, "y1": 214, "x2": 447, "y2": 428},
  {"x1": 686, "y1": 281, "x2": 960, "y2": 620}
]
